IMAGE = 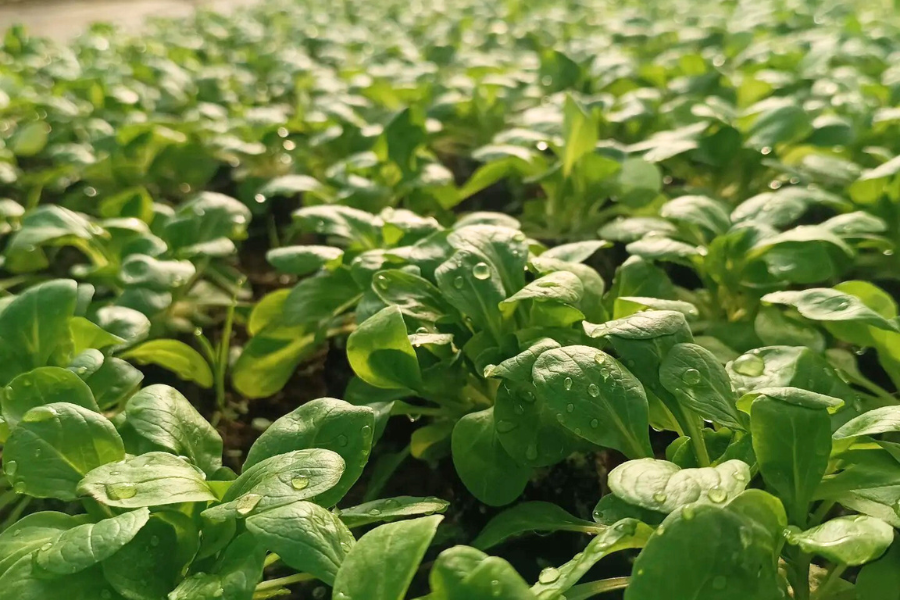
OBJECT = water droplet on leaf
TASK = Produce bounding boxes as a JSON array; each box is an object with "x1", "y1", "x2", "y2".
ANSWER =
[
  {"x1": 4, "y1": 461, "x2": 17, "y2": 476},
  {"x1": 564, "y1": 377, "x2": 573, "y2": 390},
  {"x1": 235, "y1": 493, "x2": 262, "y2": 515},
  {"x1": 453, "y1": 276, "x2": 464, "y2": 289},
  {"x1": 472, "y1": 262, "x2": 491, "y2": 280},
  {"x1": 708, "y1": 486, "x2": 727, "y2": 503},
  {"x1": 106, "y1": 482, "x2": 137, "y2": 501},
  {"x1": 291, "y1": 475, "x2": 310, "y2": 490},
  {"x1": 732, "y1": 354, "x2": 764, "y2": 377},
  {"x1": 538, "y1": 567, "x2": 560, "y2": 584},
  {"x1": 682, "y1": 368, "x2": 701, "y2": 386},
  {"x1": 588, "y1": 384, "x2": 600, "y2": 397}
]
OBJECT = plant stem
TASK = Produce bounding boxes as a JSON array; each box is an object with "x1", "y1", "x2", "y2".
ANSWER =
[
  {"x1": 263, "y1": 553, "x2": 281, "y2": 569},
  {"x1": 253, "y1": 573, "x2": 314, "y2": 593},
  {"x1": 814, "y1": 564, "x2": 847, "y2": 599},
  {"x1": 789, "y1": 551, "x2": 812, "y2": 600},
  {"x1": 810, "y1": 500, "x2": 835, "y2": 527},
  {"x1": 216, "y1": 294, "x2": 237, "y2": 411},
  {"x1": 565, "y1": 577, "x2": 631, "y2": 599},
  {"x1": 682, "y1": 414, "x2": 711, "y2": 467}
]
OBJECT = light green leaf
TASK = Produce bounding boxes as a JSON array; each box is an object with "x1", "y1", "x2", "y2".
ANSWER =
[{"x1": 120, "y1": 340, "x2": 213, "y2": 388}]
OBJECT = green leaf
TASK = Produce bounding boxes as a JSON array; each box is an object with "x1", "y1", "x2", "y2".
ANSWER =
[
  {"x1": 5, "y1": 402, "x2": 124, "y2": 501},
  {"x1": 266, "y1": 245, "x2": 343, "y2": 276},
  {"x1": 69, "y1": 317, "x2": 125, "y2": 354},
  {"x1": 35, "y1": 508, "x2": 150, "y2": 575},
  {"x1": 2, "y1": 367, "x2": 98, "y2": 428},
  {"x1": 660, "y1": 195, "x2": 731, "y2": 236},
  {"x1": 102, "y1": 517, "x2": 183, "y2": 600},
  {"x1": 0, "y1": 557, "x2": 122, "y2": 600},
  {"x1": 246, "y1": 501, "x2": 353, "y2": 585},
  {"x1": 451, "y1": 408, "x2": 531, "y2": 506},
  {"x1": 745, "y1": 103, "x2": 812, "y2": 148},
  {"x1": 338, "y1": 496, "x2": 450, "y2": 528},
  {"x1": 125, "y1": 384, "x2": 223, "y2": 476},
  {"x1": 119, "y1": 256, "x2": 195, "y2": 290},
  {"x1": 85, "y1": 357, "x2": 144, "y2": 409},
  {"x1": 259, "y1": 174, "x2": 333, "y2": 201},
  {"x1": 532, "y1": 519, "x2": 653, "y2": 599},
  {"x1": 856, "y1": 541, "x2": 900, "y2": 600},
  {"x1": 232, "y1": 325, "x2": 318, "y2": 399},
  {"x1": 473, "y1": 501, "x2": 602, "y2": 550},
  {"x1": 11, "y1": 122, "x2": 50, "y2": 156},
  {"x1": 282, "y1": 267, "x2": 362, "y2": 326},
  {"x1": 784, "y1": 515, "x2": 893, "y2": 566},
  {"x1": 163, "y1": 192, "x2": 251, "y2": 256},
  {"x1": 540, "y1": 241, "x2": 607, "y2": 263},
  {"x1": 244, "y1": 398, "x2": 375, "y2": 507},
  {"x1": 0, "y1": 512, "x2": 89, "y2": 577},
  {"x1": 78, "y1": 452, "x2": 216, "y2": 508},
  {"x1": 372, "y1": 269, "x2": 453, "y2": 322},
  {"x1": 293, "y1": 205, "x2": 382, "y2": 249},
  {"x1": 120, "y1": 340, "x2": 213, "y2": 388},
  {"x1": 750, "y1": 391, "x2": 833, "y2": 524},
  {"x1": 762, "y1": 288, "x2": 899, "y2": 333},
  {"x1": 608, "y1": 459, "x2": 752, "y2": 514},
  {"x1": 332, "y1": 516, "x2": 442, "y2": 600},
  {"x1": 435, "y1": 250, "x2": 506, "y2": 340},
  {"x1": 168, "y1": 533, "x2": 264, "y2": 600},
  {"x1": 347, "y1": 306, "x2": 421, "y2": 390},
  {"x1": 0, "y1": 279, "x2": 77, "y2": 383},
  {"x1": 617, "y1": 158, "x2": 662, "y2": 208},
  {"x1": 499, "y1": 271, "x2": 584, "y2": 320},
  {"x1": 532, "y1": 346, "x2": 653, "y2": 459},
  {"x1": 447, "y1": 225, "x2": 528, "y2": 296},
  {"x1": 613, "y1": 297, "x2": 698, "y2": 321},
  {"x1": 430, "y1": 546, "x2": 537, "y2": 600},
  {"x1": 834, "y1": 406, "x2": 900, "y2": 440},
  {"x1": 659, "y1": 343, "x2": 744, "y2": 430},
  {"x1": 562, "y1": 96, "x2": 598, "y2": 177},
  {"x1": 625, "y1": 490, "x2": 787, "y2": 600},
  {"x1": 203, "y1": 448, "x2": 345, "y2": 520}
]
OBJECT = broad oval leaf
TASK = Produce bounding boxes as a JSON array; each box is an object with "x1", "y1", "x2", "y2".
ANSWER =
[
  {"x1": 246, "y1": 501, "x2": 354, "y2": 585},
  {"x1": 2, "y1": 367, "x2": 98, "y2": 429},
  {"x1": 5, "y1": 402, "x2": 124, "y2": 501},
  {"x1": 203, "y1": 448, "x2": 345, "y2": 520},
  {"x1": 77, "y1": 452, "x2": 216, "y2": 508},
  {"x1": 347, "y1": 306, "x2": 421, "y2": 390},
  {"x1": 120, "y1": 340, "x2": 213, "y2": 388},
  {"x1": 125, "y1": 384, "x2": 223, "y2": 476},
  {"x1": 332, "y1": 515, "x2": 442, "y2": 600},
  {"x1": 35, "y1": 508, "x2": 150, "y2": 575},
  {"x1": 473, "y1": 501, "x2": 602, "y2": 550},
  {"x1": 784, "y1": 515, "x2": 894, "y2": 566},
  {"x1": 608, "y1": 459, "x2": 752, "y2": 514}
]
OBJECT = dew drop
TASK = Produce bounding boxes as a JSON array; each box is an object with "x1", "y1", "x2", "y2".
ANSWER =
[
  {"x1": 213, "y1": 588, "x2": 225, "y2": 598},
  {"x1": 13, "y1": 482, "x2": 25, "y2": 494},
  {"x1": 254, "y1": 194, "x2": 266, "y2": 204},
  {"x1": 40, "y1": 542, "x2": 52, "y2": 552},
  {"x1": 588, "y1": 384, "x2": 600, "y2": 397},
  {"x1": 526, "y1": 445, "x2": 538, "y2": 461},
  {"x1": 708, "y1": 486, "x2": 727, "y2": 503},
  {"x1": 590, "y1": 419, "x2": 599, "y2": 428},
  {"x1": 653, "y1": 492, "x2": 668, "y2": 504},
  {"x1": 291, "y1": 475, "x2": 310, "y2": 490},
  {"x1": 566, "y1": 403, "x2": 575, "y2": 413},
  {"x1": 22, "y1": 406, "x2": 57, "y2": 423},
  {"x1": 682, "y1": 505, "x2": 695, "y2": 520},
  {"x1": 235, "y1": 493, "x2": 262, "y2": 515},
  {"x1": 513, "y1": 231, "x2": 526, "y2": 242},
  {"x1": 491, "y1": 579, "x2": 502, "y2": 596},
  {"x1": 369, "y1": 508, "x2": 382, "y2": 516},
  {"x1": 656, "y1": 525, "x2": 665, "y2": 536},
  {"x1": 4, "y1": 461, "x2": 17, "y2": 476},
  {"x1": 682, "y1": 368, "x2": 701, "y2": 386},
  {"x1": 106, "y1": 482, "x2": 137, "y2": 501},
  {"x1": 732, "y1": 354, "x2": 764, "y2": 377},
  {"x1": 538, "y1": 567, "x2": 560, "y2": 584},
  {"x1": 453, "y1": 276, "x2": 464, "y2": 289},
  {"x1": 564, "y1": 377, "x2": 573, "y2": 390},
  {"x1": 472, "y1": 262, "x2": 491, "y2": 280},
  {"x1": 375, "y1": 274, "x2": 389, "y2": 289},
  {"x1": 496, "y1": 420, "x2": 518, "y2": 433},
  {"x1": 337, "y1": 434, "x2": 349, "y2": 447}
]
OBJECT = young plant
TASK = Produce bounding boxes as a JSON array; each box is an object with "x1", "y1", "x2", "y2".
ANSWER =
[{"x1": 0, "y1": 384, "x2": 449, "y2": 599}]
